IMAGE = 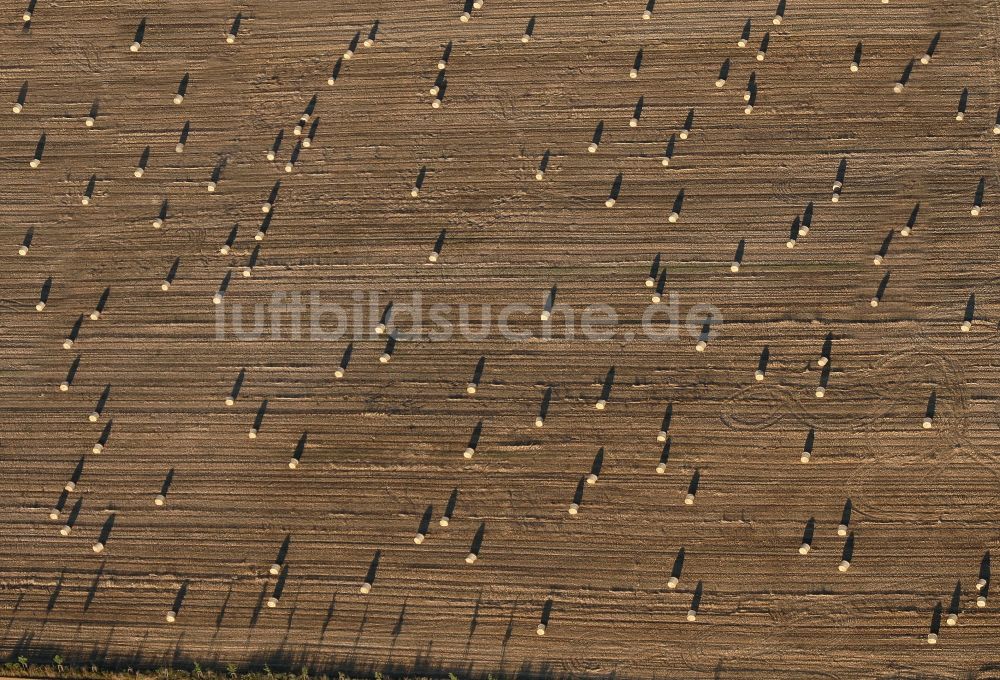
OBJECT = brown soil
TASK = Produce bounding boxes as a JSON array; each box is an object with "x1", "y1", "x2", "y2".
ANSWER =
[{"x1": 1, "y1": 0, "x2": 999, "y2": 678}]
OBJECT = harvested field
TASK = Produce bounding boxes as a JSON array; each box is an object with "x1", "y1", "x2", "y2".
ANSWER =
[{"x1": 1, "y1": 0, "x2": 999, "y2": 678}]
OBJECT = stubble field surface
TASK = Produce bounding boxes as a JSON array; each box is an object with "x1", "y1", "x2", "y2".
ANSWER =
[{"x1": 1, "y1": 1, "x2": 1000, "y2": 678}]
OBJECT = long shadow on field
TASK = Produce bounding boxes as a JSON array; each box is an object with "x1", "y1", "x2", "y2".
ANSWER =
[
  {"x1": 249, "y1": 583, "x2": 268, "y2": 629},
  {"x1": 464, "y1": 589, "x2": 483, "y2": 656},
  {"x1": 47, "y1": 571, "x2": 64, "y2": 613},
  {"x1": 83, "y1": 562, "x2": 106, "y2": 612},
  {"x1": 320, "y1": 592, "x2": 337, "y2": 641}
]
